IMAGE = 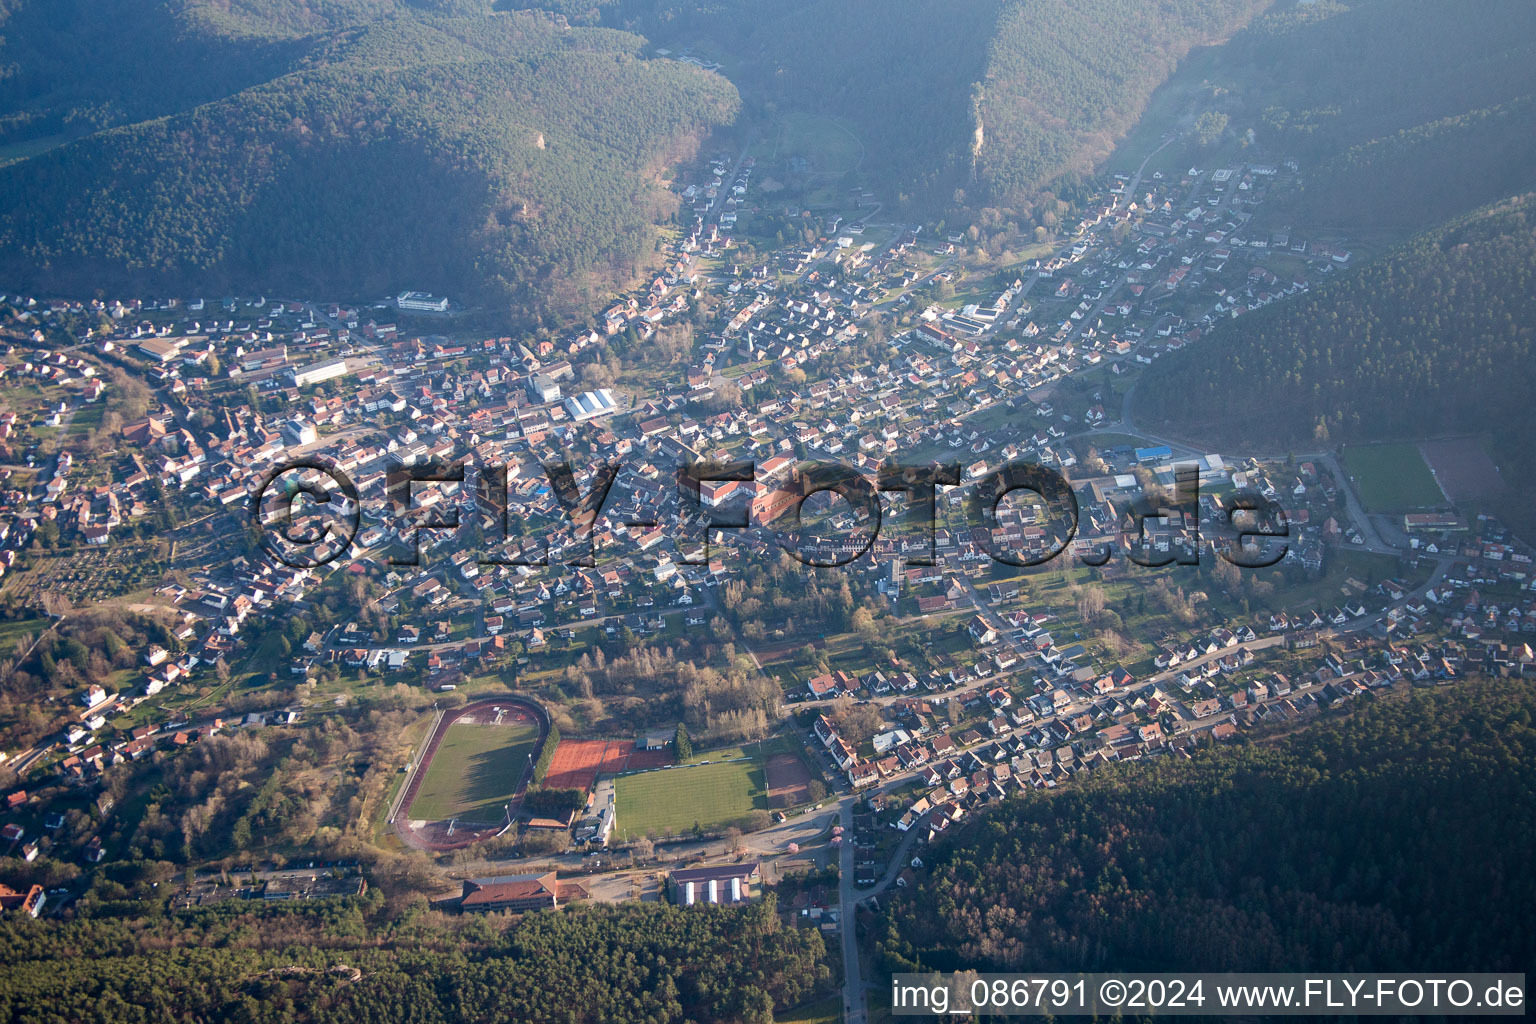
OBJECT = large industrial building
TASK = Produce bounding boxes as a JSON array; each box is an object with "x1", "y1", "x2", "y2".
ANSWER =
[{"x1": 564, "y1": 388, "x2": 617, "y2": 422}]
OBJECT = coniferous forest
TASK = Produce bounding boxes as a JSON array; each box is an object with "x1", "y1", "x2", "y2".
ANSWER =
[
  {"x1": 0, "y1": 3, "x2": 738, "y2": 316},
  {"x1": 1187, "y1": 0, "x2": 1536, "y2": 234},
  {"x1": 603, "y1": 0, "x2": 1268, "y2": 209},
  {"x1": 879, "y1": 679, "x2": 1536, "y2": 975},
  {"x1": 0, "y1": 0, "x2": 1289, "y2": 311},
  {"x1": 0, "y1": 894, "x2": 830, "y2": 1024}
]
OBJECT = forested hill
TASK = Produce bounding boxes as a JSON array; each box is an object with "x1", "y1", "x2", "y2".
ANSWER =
[
  {"x1": 0, "y1": 4, "x2": 738, "y2": 314},
  {"x1": 0, "y1": 893, "x2": 831, "y2": 1023},
  {"x1": 879, "y1": 679, "x2": 1536, "y2": 974},
  {"x1": 974, "y1": 0, "x2": 1266, "y2": 205},
  {"x1": 1241, "y1": 0, "x2": 1536, "y2": 233},
  {"x1": 592, "y1": 0, "x2": 1536, "y2": 229},
  {"x1": 0, "y1": 2, "x2": 523, "y2": 151},
  {"x1": 1133, "y1": 192, "x2": 1536, "y2": 507},
  {"x1": 599, "y1": 0, "x2": 1268, "y2": 211},
  {"x1": 0, "y1": 0, "x2": 1277, "y2": 307}
]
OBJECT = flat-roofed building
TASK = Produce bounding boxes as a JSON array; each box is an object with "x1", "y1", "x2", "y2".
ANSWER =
[
  {"x1": 261, "y1": 875, "x2": 367, "y2": 901},
  {"x1": 240, "y1": 345, "x2": 288, "y2": 372},
  {"x1": 290, "y1": 358, "x2": 350, "y2": 388},
  {"x1": 397, "y1": 291, "x2": 449, "y2": 313},
  {"x1": 137, "y1": 337, "x2": 190, "y2": 363},
  {"x1": 528, "y1": 373, "x2": 561, "y2": 403},
  {"x1": 1403, "y1": 513, "x2": 1467, "y2": 533}
]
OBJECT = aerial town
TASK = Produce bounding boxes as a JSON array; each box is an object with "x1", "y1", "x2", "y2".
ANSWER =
[
  {"x1": 2, "y1": 0, "x2": 1533, "y2": 1018},
  {"x1": 0, "y1": 121, "x2": 1530, "y2": 1019}
]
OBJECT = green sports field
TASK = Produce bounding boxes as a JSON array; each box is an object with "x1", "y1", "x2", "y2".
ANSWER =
[
  {"x1": 773, "y1": 112, "x2": 863, "y2": 174},
  {"x1": 408, "y1": 720, "x2": 541, "y2": 823},
  {"x1": 615, "y1": 758, "x2": 769, "y2": 839},
  {"x1": 1342, "y1": 443, "x2": 1445, "y2": 511}
]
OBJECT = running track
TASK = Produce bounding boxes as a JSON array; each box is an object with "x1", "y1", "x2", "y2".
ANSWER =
[{"x1": 393, "y1": 695, "x2": 549, "y2": 851}]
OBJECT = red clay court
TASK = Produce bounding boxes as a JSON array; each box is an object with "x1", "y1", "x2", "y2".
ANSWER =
[
  {"x1": 543, "y1": 738, "x2": 674, "y2": 791},
  {"x1": 543, "y1": 739, "x2": 629, "y2": 792}
]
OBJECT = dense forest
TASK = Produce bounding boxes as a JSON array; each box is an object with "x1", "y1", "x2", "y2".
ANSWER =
[
  {"x1": 0, "y1": 891, "x2": 832, "y2": 1023},
  {"x1": 976, "y1": 0, "x2": 1265, "y2": 205},
  {"x1": 0, "y1": 2, "x2": 512, "y2": 150},
  {"x1": 0, "y1": 4, "x2": 737, "y2": 315},
  {"x1": 1135, "y1": 192, "x2": 1536, "y2": 516},
  {"x1": 879, "y1": 678, "x2": 1536, "y2": 973}
]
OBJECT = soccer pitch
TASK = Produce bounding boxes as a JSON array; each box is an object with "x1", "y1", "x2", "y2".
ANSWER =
[
  {"x1": 408, "y1": 720, "x2": 541, "y2": 823},
  {"x1": 615, "y1": 758, "x2": 769, "y2": 839},
  {"x1": 1342, "y1": 443, "x2": 1445, "y2": 511}
]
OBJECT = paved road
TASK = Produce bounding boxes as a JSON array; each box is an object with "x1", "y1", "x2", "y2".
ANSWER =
[
  {"x1": 1310, "y1": 449, "x2": 1394, "y2": 551},
  {"x1": 423, "y1": 532, "x2": 1442, "y2": 1018},
  {"x1": 1103, "y1": 370, "x2": 1404, "y2": 560},
  {"x1": 1219, "y1": 446, "x2": 1401, "y2": 557},
  {"x1": 1122, "y1": 130, "x2": 1181, "y2": 202},
  {"x1": 706, "y1": 132, "x2": 755, "y2": 225},
  {"x1": 813, "y1": 546, "x2": 1451, "y2": 1019},
  {"x1": 837, "y1": 803, "x2": 868, "y2": 1024},
  {"x1": 946, "y1": 559, "x2": 1037, "y2": 663}
]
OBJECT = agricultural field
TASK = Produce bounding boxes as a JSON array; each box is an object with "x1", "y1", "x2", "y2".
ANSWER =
[
  {"x1": 407, "y1": 719, "x2": 541, "y2": 823},
  {"x1": 615, "y1": 755, "x2": 769, "y2": 839},
  {"x1": 0, "y1": 615, "x2": 45, "y2": 652},
  {"x1": 0, "y1": 132, "x2": 66, "y2": 169},
  {"x1": 1342, "y1": 443, "x2": 1445, "y2": 511}
]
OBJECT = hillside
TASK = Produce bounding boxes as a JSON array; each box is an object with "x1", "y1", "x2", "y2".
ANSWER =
[
  {"x1": 1134, "y1": 192, "x2": 1536, "y2": 520},
  {"x1": 0, "y1": 1, "x2": 413, "y2": 147},
  {"x1": 0, "y1": 5, "x2": 738, "y2": 313},
  {"x1": 5, "y1": 1, "x2": 1534, "y2": 310},
  {"x1": 976, "y1": 0, "x2": 1267, "y2": 205},
  {"x1": 0, "y1": 0, "x2": 1276, "y2": 308},
  {"x1": 879, "y1": 679, "x2": 1536, "y2": 974},
  {"x1": 604, "y1": 0, "x2": 1268, "y2": 212},
  {"x1": 1243, "y1": 0, "x2": 1536, "y2": 232},
  {"x1": 1110, "y1": 0, "x2": 1536, "y2": 235}
]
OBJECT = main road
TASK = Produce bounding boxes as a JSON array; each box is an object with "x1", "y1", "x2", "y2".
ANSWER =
[{"x1": 837, "y1": 802, "x2": 868, "y2": 1024}]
